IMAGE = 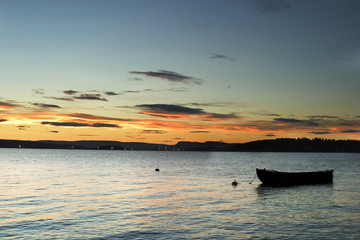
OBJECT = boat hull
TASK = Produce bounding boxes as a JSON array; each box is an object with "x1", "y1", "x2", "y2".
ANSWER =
[{"x1": 256, "y1": 168, "x2": 333, "y2": 186}]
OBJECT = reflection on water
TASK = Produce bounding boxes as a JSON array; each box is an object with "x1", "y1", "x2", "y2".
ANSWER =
[
  {"x1": 0, "y1": 149, "x2": 359, "y2": 239},
  {"x1": 255, "y1": 182, "x2": 360, "y2": 240}
]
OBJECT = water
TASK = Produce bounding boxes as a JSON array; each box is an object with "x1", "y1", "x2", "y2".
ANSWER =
[{"x1": 1, "y1": 149, "x2": 359, "y2": 239}]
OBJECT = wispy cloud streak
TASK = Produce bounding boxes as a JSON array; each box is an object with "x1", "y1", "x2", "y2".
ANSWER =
[
  {"x1": 33, "y1": 103, "x2": 61, "y2": 109},
  {"x1": 135, "y1": 104, "x2": 240, "y2": 121},
  {"x1": 0, "y1": 101, "x2": 20, "y2": 110},
  {"x1": 129, "y1": 70, "x2": 203, "y2": 85},
  {"x1": 74, "y1": 94, "x2": 108, "y2": 101},
  {"x1": 141, "y1": 130, "x2": 167, "y2": 134},
  {"x1": 209, "y1": 53, "x2": 236, "y2": 61},
  {"x1": 32, "y1": 88, "x2": 46, "y2": 95},
  {"x1": 63, "y1": 90, "x2": 79, "y2": 95},
  {"x1": 41, "y1": 121, "x2": 120, "y2": 128},
  {"x1": 341, "y1": 130, "x2": 360, "y2": 133},
  {"x1": 274, "y1": 118, "x2": 319, "y2": 127},
  {"x1": 308, "y1": 131, "x2": 332, "y2": 135}
]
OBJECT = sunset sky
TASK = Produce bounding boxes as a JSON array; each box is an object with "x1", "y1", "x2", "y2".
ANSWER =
[{"x1": 0, "y1": 0, "x2": 359, "y2": 144}]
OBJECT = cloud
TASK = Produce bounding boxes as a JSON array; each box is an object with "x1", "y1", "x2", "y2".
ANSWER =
[
  {"x1": 209, "y1": 53, "x2": 236, "y2": 61},
  {"x1": 42, "y1": 121, "x2": 90, "y2": 127},
  {"x1": 265, "y1": 133, "x2": 276, "y2": 137},
  {"x1": 41, "y1": 113, "x2": 125, "y2": 128},
  {"x1": 116, "y1": 88, "x2": 189, "y2": 95},
  {"x1": 33, "y1": 103, "x2": 61, "y2": 109},
  {"x1": 92, "y1": 123, "x2": 120, "y2": 128},
  {"x1": 174, "y1": 137, "x2": 184, "y2": 140},
  {"x1": 340, "y1": 123, "x2": 356, "y2": 126},
  {"x1": 308, "y1": 115, "x2": 339, "y2": 119},
  {"x1": 122, "y1": 90, "x2": 141, "y2": 94},
  {"x1": 32, "y1": 88, "x2": 46, "y2": 95},
  {"x1": 17, "y1": 125, "x2": 30, "y2": 130},
  {"x1": 274, "y1": 118, "x2": 303, "y2": 123},
  {"x1": 248, "y1": 111, "x2": 280, "y2": 117},
  {"x1": 0, "y1": 119, "x2": 7, "y2": 122},
  {"x1": 136, "y1": 104, "x2": 204, "y2": 119},
  {"x1": 306, "y1": 121, "x2": 319, "y2": 127},
  {"x1": 41, "y1": 121, "x2": 120, "y2": 128},
  {"x1": 129, "y1": 70, "x2": 203, "y2": 85},
  {"x1": 339, "y1": 120, "x2": 360, "y2": 127},
  {"x1": 308, "y1": 131, "x2": 332, "y2": 135},
  {"x1": 13, "y1": 106, "x2": 350, "y2": 138},
  {"x1": 63, "y1": 90, "x2": 79, "y2": 95},
  {"x1": 189, "y1": 101, "x2": 246, "y2": 108},
  {"x1": 45, "y1": 97, "x2": 75, "y2": 102},
  {"x1": 67, "y1": 113, "x2": 127, "y2": 121},
  {"x1": 205, "y1": 113, "x2": 239, "y2": 119},
  {"x1": 135, "y1": 104, "x2": 240, "y2": 122},
  {"x1": 251, "y1": 0, "x2": 291, "y2": 14},
  {"x1": 48, "y1": 90, "x2": 113, "y2": 102},
  {"x1": 274, "y1": 118, "x2": 319, "y2": 127},
  {"x1": 50, "y1": 131, "x2": 59, "y2": 133},
  {"x1": 143, "y1": 87, "x2": 188, "y2": 93},
  {"x1": 137, "y1": 104, "x2": 204, "y2": 115},
  {"x1": 128, "y1": 77, "x2": 142, "y2": 81},
  {"x1": 56, "y1": 88, "x2": 189, "y2": 101},
  {"x1": 0, "y1": 101, "x2": 19, "y2": 110},
  {"x1": 341, "y1": 130, "x2": 360, "y2": 133},
  {"x1": 190, "y1": 131, "x2": 210, "y2": 133},
  {"x1": 104, "y1": 91, "x2": 122, "y2": 96},
  {"x1": 74, "y1": 94, "x2": 108, "y2": 101},
  {"x1": 141, "y1": 130, "x2": 167, "y2": 134}
]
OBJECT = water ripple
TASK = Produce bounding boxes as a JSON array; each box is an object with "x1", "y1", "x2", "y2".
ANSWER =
[{"x1": 1, "y1": 149, "x2": 360, "y2": 239}]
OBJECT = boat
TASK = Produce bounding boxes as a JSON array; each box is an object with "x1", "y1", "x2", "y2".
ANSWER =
[{"x1": 256, "y1": 168, "x2": 333, "y2": 185}]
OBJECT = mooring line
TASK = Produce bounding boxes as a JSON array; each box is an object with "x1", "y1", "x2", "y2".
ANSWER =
[{"x1": 249, "y1": 173, "x2": 257, "y2": 184}]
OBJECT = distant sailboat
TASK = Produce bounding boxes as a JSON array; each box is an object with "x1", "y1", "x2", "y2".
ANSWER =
[{"x1": 18, "y1": 144, "x2": 21, "y2": 149}]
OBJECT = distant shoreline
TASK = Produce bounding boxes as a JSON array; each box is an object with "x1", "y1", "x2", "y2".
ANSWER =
[{"x1": 1, "y1": 138, "x2": 359, "y2": 153}]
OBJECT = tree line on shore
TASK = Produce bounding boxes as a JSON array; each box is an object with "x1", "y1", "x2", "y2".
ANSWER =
[{"x1": 0, "y1": 138, "x2": 359, "y2": 152}]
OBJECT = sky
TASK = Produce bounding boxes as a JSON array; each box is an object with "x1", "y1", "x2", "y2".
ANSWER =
[{"x1": 0, "y1": 0, "x2": 359, "y2": 144}]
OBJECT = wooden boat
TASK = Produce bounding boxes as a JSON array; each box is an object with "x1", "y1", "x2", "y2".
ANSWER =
[{"x1": 256, "y1": 168, "x2": 333, "y2": 185}]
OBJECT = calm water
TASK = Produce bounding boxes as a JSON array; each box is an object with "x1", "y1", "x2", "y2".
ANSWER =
[{"x1": 1, "y1": 149, "x2": 359, "y2": 239}]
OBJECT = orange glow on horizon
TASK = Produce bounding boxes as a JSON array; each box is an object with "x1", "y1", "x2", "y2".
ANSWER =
[{"x1": 0, "y1": 109, "x2": 359, "y2": 143}]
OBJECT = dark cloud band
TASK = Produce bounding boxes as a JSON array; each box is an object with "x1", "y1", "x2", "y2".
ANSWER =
[
  {"x1": 41, "y1": 121, "x2": 120, "y2": 128},
  {"x1": 129, "y1": 70, "x2": 203, "y2": 85},
  {"x1": 33, "y1": 103, "x2": 61, "y2": 109},
  {"x1": 136, "y1": 104, "x2": 204, "y2": 114},
  {"x1": 74, "y1": 94, "x2": 108, "y2": 101}
]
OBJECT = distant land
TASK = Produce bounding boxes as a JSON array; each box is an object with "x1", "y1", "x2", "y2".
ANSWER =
[{"x1": 0, "y1": 138, "x2": 359, "y2": 152}]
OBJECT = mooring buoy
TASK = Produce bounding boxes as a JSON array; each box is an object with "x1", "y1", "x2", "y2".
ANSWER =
[{"x1": 231, "y1": 179, "x2": 238, "y2": 186}]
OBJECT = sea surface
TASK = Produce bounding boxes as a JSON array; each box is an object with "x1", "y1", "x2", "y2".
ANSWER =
[{"x1": 0, "y1": 149, "x2": 359, "y2": 239}]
